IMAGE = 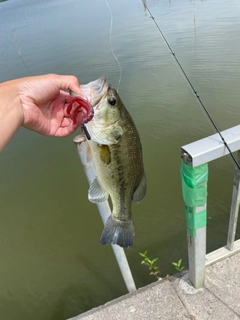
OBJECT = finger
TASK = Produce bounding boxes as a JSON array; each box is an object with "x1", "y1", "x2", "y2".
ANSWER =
[
  {"x1": 57, "y1": 92, "x2": 82, "y2": 118},
  {"x1": 61, "y1": 117, "x2": 72, "y2": 127},
  {"x1": 54, "y1": 125, "x2": 76, "y2": 137},
  {"x1": 51, "y1": 113, "x2": 84, "y2": 137},
  {"x1": 74, "y1": 111, "x2": 84, "y2": 127},
  {"x1": 51, "y1": 74, "x2": 84, "y2": 96},
  {"x1": 60, "y1": 110, "x2": 83, "y2": 128}
]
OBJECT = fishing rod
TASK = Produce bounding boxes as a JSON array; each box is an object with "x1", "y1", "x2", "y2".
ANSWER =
[{"x1": 141, "y1": 0, "x2": 240, "y2": 170}]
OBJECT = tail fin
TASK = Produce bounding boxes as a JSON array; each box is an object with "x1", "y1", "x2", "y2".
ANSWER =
[{"x1": 100, "y1": 215, "x2": 134, "y2": 249}]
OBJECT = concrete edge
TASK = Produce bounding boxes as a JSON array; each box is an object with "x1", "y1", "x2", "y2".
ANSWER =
[{"x1": 68, "y1": 277, "x2": 171, "y2": 320}]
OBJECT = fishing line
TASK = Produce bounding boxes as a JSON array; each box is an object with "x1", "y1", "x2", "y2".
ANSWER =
[
  {"x1": 12, "y1": 25, "x2": 29, "y2": 73},
  {"x1": 140, "y1": 1, "x2": 240, "y2": 170},
  {"x1": 104, "y1": 0, "x2": 122, "y2": 92}
]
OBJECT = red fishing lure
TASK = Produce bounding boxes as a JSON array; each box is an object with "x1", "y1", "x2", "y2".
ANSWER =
[{"x1": 66, "y1": 96, "x2": 94, "y2": 125}]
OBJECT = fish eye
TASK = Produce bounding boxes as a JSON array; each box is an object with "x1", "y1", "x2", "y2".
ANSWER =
[{"x1": 108, "y1": 97, "x2": 117, "y2": 106}]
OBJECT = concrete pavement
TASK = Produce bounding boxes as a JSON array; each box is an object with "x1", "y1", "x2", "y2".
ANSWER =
[{"x1": 69, "y1": 251, "x2": 240, "y2": 320}]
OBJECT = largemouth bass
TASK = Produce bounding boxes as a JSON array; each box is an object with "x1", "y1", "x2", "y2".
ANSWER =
[{"x1": 79, "y1": 78, "x2": 147, "y2": 249}]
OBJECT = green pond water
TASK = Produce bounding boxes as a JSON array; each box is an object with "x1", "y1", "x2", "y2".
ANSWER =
[{"x1": 0, "y1": 0, "x2": 240, "y2": 319}]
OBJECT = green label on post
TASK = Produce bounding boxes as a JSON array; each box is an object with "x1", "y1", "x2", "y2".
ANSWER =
[
  {"x1": 181, "y1": 161, "x2": 208, "y2": 237},
  {"x1": 185, "y1": 206, "x2": 206, "y2": 237}
]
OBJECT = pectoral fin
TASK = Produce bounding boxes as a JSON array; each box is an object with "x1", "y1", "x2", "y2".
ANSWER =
[
  {"x1": 107, "y1": 125, "x2": 123, "y2": 143},
  {"x1": 132, "y1": 172, "x2": 147, "y2": 204},
  {"x1": 88, "y1": 178, "x2": 109, "y2": 203}
]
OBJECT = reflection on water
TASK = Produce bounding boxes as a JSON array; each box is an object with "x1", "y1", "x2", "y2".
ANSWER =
[{"x1": 0, "y1": 0, "x2": 240, "y2": 319}]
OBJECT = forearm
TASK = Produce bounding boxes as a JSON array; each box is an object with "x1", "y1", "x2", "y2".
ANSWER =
[{"x1": 0, "y1": 80, "x2": 23, "y2": 152}]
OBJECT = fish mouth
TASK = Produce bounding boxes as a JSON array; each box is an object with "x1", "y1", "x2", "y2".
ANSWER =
[
  {"x1": 81, "y1": 77, "x2": 109, "y2": 107},
  {"x1": 71, "y1": 77, "x2": 111, "y2": 143}
]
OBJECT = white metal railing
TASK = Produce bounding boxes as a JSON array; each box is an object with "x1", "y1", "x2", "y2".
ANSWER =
[{"x1": 181, "y1": 124, "x2": 240, "y2": 289}]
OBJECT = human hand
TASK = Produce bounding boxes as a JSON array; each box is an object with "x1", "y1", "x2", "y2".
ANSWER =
[{"x1": 16, "y1": 74, "x2": 90, "y2": 137}]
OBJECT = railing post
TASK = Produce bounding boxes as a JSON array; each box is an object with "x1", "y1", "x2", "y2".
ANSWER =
[
  {"x1": 227, "y1": 150, "x2": 240, "y2": 251},
  {"x1": 181, "y1": 160, "x2": 208, "y2": 289},
  {"x1": 73, "y1": 134, "x2": 136, "y2": 293},
  {"x1": 187, "y1": 206, "x2": 206, "y2": 288},
  {"x1": 181, "y1": 126, "x2": 240, "y2": 284}
]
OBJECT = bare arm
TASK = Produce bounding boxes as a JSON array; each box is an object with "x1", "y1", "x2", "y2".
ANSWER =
[
  {"x1": 0, "y1": 74, "x2": 84, "y2": 152},
  {"x1": 0, "y1": 80, "x2": 23, "y2": 151}
]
